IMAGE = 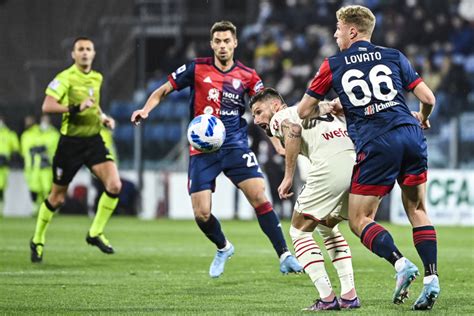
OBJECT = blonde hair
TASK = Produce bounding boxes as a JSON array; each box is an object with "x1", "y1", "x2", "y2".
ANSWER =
[{"x1": 336, "y1": 5, "x2": 376, "y2": 37}]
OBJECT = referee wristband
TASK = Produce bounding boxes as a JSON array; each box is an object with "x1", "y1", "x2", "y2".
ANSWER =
[{"x1": 68, "y1": 104, "x2": 80, "y2": 115}]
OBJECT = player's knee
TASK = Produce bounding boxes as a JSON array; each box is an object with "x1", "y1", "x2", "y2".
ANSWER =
[
  {"x1": 105, "y1": 179, "x2": 122, "y2": 195},
  {"x1": 248, "y1": 190, "x2": 268, "y2": 208},
  {"x1": 348, "y1": 218, "x2": 361, "y2": 236},
  {"x1": 48, "y1": 193, "x2": 65, "y2": 209},
  {"x1": 289, "y1": 225, "x2": 312, "y2": 242},
  {"x1": 194, "y1": 212, "x2": 211, "y2": 223}
]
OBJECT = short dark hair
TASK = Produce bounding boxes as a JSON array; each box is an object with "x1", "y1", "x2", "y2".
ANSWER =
[
  {"x1": 249, "y1": 88, "x2": 285, "y2": 109},
  {"x1": 72, "y1": 36, "x2": 93, "y2": 50},
  {"x1": 210, "y1": 21, "x2": 237, "y2": 39}
]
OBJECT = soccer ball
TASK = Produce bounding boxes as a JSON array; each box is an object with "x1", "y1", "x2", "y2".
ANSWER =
[{"x1": 187, "y1": 114, "x2": 226, "y2": 153}]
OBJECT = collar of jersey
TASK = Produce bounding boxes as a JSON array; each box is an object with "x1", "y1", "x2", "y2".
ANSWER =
[
  {"x1": 348, "y1": 40, "x2": 372, "y2": 51},
  {"x1": 72, "y1": 64, "x2": 93, "y2": 75},
  {"x1": 212, "y1": 58, "x2": 237, "y2": 74}
]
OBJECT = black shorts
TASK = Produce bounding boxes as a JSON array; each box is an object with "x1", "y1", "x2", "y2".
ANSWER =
[{"x1": 52, "y1": 134, "x2": 113, "y2": 185}]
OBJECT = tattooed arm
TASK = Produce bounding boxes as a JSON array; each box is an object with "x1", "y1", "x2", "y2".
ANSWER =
[{"x1": 277, "y1": 119, "x2": 302, "y2": 199}]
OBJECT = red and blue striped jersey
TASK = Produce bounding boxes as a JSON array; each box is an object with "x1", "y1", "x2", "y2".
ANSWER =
[
  {"x1": 168, "y1": 57, "x2": 263, "y2": 155},
  {"x1": 306, "y1": 41, "x2": 422, "y2": 152}
]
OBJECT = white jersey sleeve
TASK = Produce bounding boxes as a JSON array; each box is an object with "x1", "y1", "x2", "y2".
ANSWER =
[{"x1": 269, "y1": 108, "x2": 295, "y2": 141}]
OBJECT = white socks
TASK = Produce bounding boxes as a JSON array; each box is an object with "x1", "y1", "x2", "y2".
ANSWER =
[
  {"x1": 317, "y1": 224, "x2": 356, "y2": 297},
  {"x1": 424, "y1": 274, "x2": 438, "y2": 284},
  {"x1": 219, "y1": 240, "x2": 232, "y2": 252},
  {"x1": 290, "y1": 226, "x2": 333, "y2": 299},
  {"x1": 279, "y1": 251, "x2": 292, "y2": 264},
  {"x1": 394, "y1": 257, "x2": 407, "y2": 272}
]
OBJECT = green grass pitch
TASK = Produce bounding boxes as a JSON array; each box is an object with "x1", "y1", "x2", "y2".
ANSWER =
[{"x1": 1, "y1": 216, "x2": 473, "y2": 315}]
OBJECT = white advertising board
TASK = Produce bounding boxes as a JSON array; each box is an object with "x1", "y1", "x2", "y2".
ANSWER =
[{"x1": 390, "y1": 169, "x2": 474, "y2": 226}]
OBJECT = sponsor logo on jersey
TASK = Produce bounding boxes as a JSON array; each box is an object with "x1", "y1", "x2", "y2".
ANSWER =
[
  {"x1": 207, "y1": 88, "x2": 220, "y2": 102},
  {"x1": 219, "y1": 109, "x2": 239, "y2": 116},
  {"x1": 321, "y1": 128, "x2": 349, "y2": 140},
  {"x1": 222, "y1": 91, "x2": 240, "y2": 100},
  {"x1": 219, "y1": 110, "x2": 239, "y2": 116},
  {"x1": 364, "y1": 100, "x2": 400, "y2": 116},
  {"x1": 203, "y1": 76, "x2": 212, "y2": 83},
  {"x1": 88, "y1": 88, "x2": 94, "y2": 97},
  {"x1": 48, "y1": 79, "x2": 60, "y2": 91},
  {"x1": 232, "y1": 78, "x2": 241, "y2": 89}
]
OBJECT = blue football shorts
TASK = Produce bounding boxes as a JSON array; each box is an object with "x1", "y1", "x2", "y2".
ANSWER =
[
  {"x1": 350, "y1": 124, "x2": 428, "y2": 196},
  {"x1": 188, "y1": 147, "x2": 263, "y2": 194}
]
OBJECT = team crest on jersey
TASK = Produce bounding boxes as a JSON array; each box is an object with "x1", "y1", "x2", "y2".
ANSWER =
[
  {"x1": 207, "y1": 88, "x2": 220, "y2": 102},
  {"x1": 232, "y1": 78, "x2": 241, "y2": 89},
  {"x1": 88, "y1": 88, "x2": 94, "y2": 97},
  {"x1": 48, "y1": 79, "x2": 60, "y2": 91},
  {"x1": 272, "y1": 119, "x2": 279, "y2": 132}
]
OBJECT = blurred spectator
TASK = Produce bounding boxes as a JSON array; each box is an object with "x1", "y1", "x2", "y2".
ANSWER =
[
  {"x1": 0, "y1": 114, "x2": 20, "y2": 215},
  {"x1": 20, "y1": 115, "x2": 59, "y2": 214}
]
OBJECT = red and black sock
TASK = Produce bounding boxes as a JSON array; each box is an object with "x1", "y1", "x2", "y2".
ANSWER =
[
  {"x1": 413, "y1": 225, "x2": 438, "y2": 276},
  {"x1": 360, "y1": 221, "x2": 403, "y2": 265},
  {"x1": 255, "y1": 201, "x2": 288, "y2": 257}
]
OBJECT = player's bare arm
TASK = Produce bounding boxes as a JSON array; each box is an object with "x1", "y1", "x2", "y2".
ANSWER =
[
  {"x1": 278, "y1": 119, "x2": 302, "y2": 200},
  {"x1": 297, "y1": 94, "x2": 335, "y2": 120},
  {"x1": 42, "y1": 95, "x2": 94, "y2": 114},
  {"x1": 131, "y1": 81, "x2": 174, "y2": 125},
  {"x1": 270, "y1": 136, "x2": 285, "y2": 156},
  {"x1": 412, "y1": 82, "x2": 436, "y2": 130}
]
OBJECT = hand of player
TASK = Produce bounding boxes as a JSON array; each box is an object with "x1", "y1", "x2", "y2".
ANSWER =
[
  {"x1": 278, "y1": 177, "x2": 294, "y2": 200},
  {"x1": 102, "y1": 115, "x2": 116, "y2": 130},
  {"x1": 131, "y1": 109, "x2": 148, "y2": 126},
  {"x1": 330, "y1": 98, "x2": 344, "y2": 116},
  {"x1": 411, "y1": 111, "x2": 431, "y2": 129},
  {"x1": 318, "y1": 100, "x2": 337, "y2": 116},
  {"x1": 79, "y1": 98, "x2": 95, "y2": 111}
]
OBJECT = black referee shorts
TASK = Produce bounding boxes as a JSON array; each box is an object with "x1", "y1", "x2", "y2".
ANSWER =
[{"x1": 52, "y1": 134, "x2": 114, "y2": 186}]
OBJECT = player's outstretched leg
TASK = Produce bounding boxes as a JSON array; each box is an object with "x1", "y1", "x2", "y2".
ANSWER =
[
  {"x1": 255, "y1": 202, "x2": 302, "y2": 274},
  {"x1": 360, "y1": 221, "x2": 419, "y2": 304},
  {"x1": 195, "y1": 213, "x2": 233, "y2": 278},
  {"x1": 30, "y1": 199, "x2": 57, "y2": 263},
  {"x1": 317, "y1": 225, "x2": 360, "y2": 309},
  {"x1": 290, "y1": 226, "x2": 340, "y2": 311},
  {"x1": 412, "y1": 226, "x2": 440, "y2": 310},
  {"x1": 87, "y1": 190, "x2": 118, "y2": 254}
]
